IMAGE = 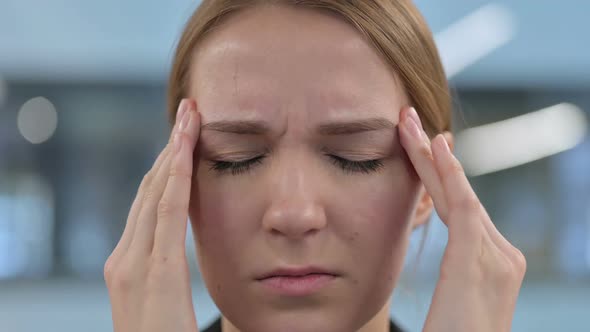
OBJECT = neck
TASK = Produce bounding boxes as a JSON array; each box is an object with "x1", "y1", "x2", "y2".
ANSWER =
[{"x1": 221, "y1": 299, "x2": 392, "y2": 332}]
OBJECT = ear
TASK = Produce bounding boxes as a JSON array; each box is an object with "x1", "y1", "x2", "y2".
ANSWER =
[
  {"x1": 411, "y1": 131, "x2": 454, "y2": 230},
  {"x1": 412, "y1": 186, "x2": 433, "y2": 229}
]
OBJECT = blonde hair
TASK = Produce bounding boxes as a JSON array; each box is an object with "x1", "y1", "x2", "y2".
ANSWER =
[{"x1": 167, "y1": 0, "x2": 451, "y2": 137}]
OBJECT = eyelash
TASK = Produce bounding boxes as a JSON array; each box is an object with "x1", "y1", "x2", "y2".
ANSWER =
[
  {"x1": 208, "y1": 155, "x2": 266, "y2": 175},
  {"x1": 328, "y1": 155, "x2": 384, "y2": 174},
  {"x1": 208, "y1": 155, "x2": 384, "y2": 175}
]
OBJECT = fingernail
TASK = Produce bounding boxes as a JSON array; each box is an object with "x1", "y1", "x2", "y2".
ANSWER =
[
  {"x1": 176, "y1": 99, "x2": 188, "y2": 126},
  {"x1": 408, "y1": 107, "x2": 423, "y2": 129},
  {"x1": 434, "y1": 134, "x2": 450, "y2": 153},
  {"x1": 404, "y1": 116, "x2": 422, "y2": 139},
  {"x1": 179, "y1": 108, "x2": 191, "y2": 131}
]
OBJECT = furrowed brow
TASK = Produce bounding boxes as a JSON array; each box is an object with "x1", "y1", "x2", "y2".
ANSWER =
[
  {"x1": 317, "y1": 118, "x2": 395, "y2": 135},
  {"x1": 201, "y1": 120, "x2": 271, "y2": 135}
]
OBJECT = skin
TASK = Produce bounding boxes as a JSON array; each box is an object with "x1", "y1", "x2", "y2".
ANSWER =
[
  {"x1": 189, "y1": 5, "x2": 425, "y2": 332},
  {"x1": 104, "y1": 4, "x2": 526, "y2": 332}
]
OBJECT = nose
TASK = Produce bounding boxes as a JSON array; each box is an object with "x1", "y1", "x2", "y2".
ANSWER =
[{"x1": 261, "y1": 160, "x2": 327, "y2": 239}]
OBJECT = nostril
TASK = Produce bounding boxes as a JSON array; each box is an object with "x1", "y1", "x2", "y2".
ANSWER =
[
  {"x1": 304, "y1": 228, "x2": 319, "y2": 236},
  {"x1": 262, "y1": 200, "x2": 327, "y2": 238}
]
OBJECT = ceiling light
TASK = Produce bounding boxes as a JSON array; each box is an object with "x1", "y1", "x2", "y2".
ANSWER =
[
  {"x1": 17, "y1": 97, "x2": 59, "y2": 144},
  {"x1": 456, "y1": 103, "x2": 587, "y2": 176},
  {"x1": 435, "y1": 3, "x2": 516, "y2": 78}
]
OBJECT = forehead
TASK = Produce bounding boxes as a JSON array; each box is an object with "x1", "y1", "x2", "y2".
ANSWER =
[{"x1": 189, "y1": 5, "x2": 407, "y2": 122}]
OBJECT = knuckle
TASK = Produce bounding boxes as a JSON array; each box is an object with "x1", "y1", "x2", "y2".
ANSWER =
[
  {"x1": 143, "y1": 187, "x2": 158, "y2": 203},
  {"x1": 157, "y1": 198, "x2": 176, "y2": 219},
  {"x1": 108, "y1": 263, "x2": 137, "y2": 292},
  {"x1": 510, "y1": 247, "x2": 528, "y2": 275},
  {"x1": 103, "y1": 257, "x2": 116, "y2": 282},
  {"x1": 449, "y1": 157, "x2": 465, "y2": 174},
  {"x1": 452, "y1": 196, "x2": 482, "y2": 214},
  {"x1": 489, "y1": 250, "x2": 524, "y2": 284},
  {"x1": 168, "y1": 164, "x2": 192, "y2": 180},
  {"x1": 417, "y1": 142, "x2": 433, "y2": 160},
  {"x1": 441, "y1": 156, "x2": 464, "y2": 178},
  {"x1": 477, "y1": 247, "x2": 503, "y2": 277},
  {"x1": 141, "y1": 172, "x2": 153, "y2": 188}
]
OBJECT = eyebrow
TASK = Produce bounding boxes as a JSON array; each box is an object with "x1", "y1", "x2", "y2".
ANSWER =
[
  {"x1": 201, "y1": 117, "x2": 396, "y2": 135},
  {"x1": 317, "y1": 117, "x2": 396, "y2": 135},
  {"x1": 201, "y1": 120, "x2": 271, "y2": 135}
]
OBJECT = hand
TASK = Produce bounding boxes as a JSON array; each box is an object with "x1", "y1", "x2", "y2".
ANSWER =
[
  {"x1": 104, "y1": 99, "x2": 201, "y2": 332},
  {"x1": 399, "y1": 107, "x2": 527, "y2": 332}
]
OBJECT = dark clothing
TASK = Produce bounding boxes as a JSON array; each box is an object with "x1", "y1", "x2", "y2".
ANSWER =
[{"x1": 203, "y1": 316, "x2": 404, "y2": 332}]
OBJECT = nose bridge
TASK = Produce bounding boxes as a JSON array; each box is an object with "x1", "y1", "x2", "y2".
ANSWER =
[
  {"x1": 276, "y1": 149, "x2": 309, "y2": 198},
  {"x1": 262, "y1": 149, "x2": 327, "y2": 237}
]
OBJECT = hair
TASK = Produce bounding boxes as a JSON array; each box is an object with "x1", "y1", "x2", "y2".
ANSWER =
[{"x1": 167, "y1": 0, "x2": 451, "y2": 137}]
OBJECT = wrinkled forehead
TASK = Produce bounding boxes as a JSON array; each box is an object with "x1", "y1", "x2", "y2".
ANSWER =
[{"x1": 188, "y1": 5, "x2": 407, "y2": 125}]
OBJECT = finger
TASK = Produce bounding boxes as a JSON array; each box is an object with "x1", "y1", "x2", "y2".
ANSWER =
[
  {"x1": 153, "y1": 102, "x2": 201, "y2": 256},
  {"x1": 399, "y1": 107, "x2": 449, "y2": 219},
  {"x1": 115, "y1": 98, "x2": 190, "y2": 257},
  {"x1": 169, "y1": 99, "x2": 190, "y2": 144},
  {"x1": 128, "y1": 151, "x2": 174, "y2": 256},
  {"x1": 126, "y1": 99, "x2": 191, "y2": 257},
  {"x1": 431, "y1": 134, "x2": 481, "y2": 231},
  {"x1": 431, "y1": 134, "x2": 500, "y2": 235},
  {"x1": 110, "y1": 147, "x2": 171, "y2": 261},
  {"x1": 430, "y1": 135, "x2": 477, "y2": 208}
]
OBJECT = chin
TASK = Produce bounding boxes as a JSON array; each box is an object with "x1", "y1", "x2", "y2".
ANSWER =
[
  {"x1": 210, "y1": 273, "x2": 395, "y2": 332},
  {"x1": 217, "y1": 292, "x2": 388, "y2": 332},
  {"x1": 223, "y1": 310, "x2": 360, "y2": 332}
]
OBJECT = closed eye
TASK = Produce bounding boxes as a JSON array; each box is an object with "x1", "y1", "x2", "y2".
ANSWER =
[
  {"x1": 208, "y1": 154, "x2": 384, "y2": 176},
  {"x1": 208, "y1": 155, "x2": 266, "y2": 175},
  {"x1": 327, "y1": 155, "x2": 384, "y2": 174}
]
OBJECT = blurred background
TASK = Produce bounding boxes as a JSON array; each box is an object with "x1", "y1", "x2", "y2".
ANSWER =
[{"x1": 0, "y1": 0, "x2": 589, "y2": 331}]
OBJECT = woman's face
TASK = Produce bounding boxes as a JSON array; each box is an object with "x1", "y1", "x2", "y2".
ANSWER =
[{"x1": 188, "y1": 5, "x2": 423, "y2": 332}]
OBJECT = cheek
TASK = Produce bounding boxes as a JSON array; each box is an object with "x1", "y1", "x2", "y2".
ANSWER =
[
  {"x1": 319, "y1": 160, "x2": 421, "y2": 321},
  {"x1": 336, "y1": 181, "x2": 417, "y2": 257},
  {"x1": 330, "y1": 159, "x2": 421, "y2": 274},
  {"x1": 334, "y1": 159, "x2": 420, "y2": 234},
  {"x1": 188, "y1": 171, "x2": 264, "y2": 272}
]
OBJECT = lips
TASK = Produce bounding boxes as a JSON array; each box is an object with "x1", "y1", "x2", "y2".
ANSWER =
[
  {"x1": 255, "y1": 266, "x2": 339, "y2": 296},
  {"x1": 256, "y1": 266, "x2": 338, "y2": 280}
]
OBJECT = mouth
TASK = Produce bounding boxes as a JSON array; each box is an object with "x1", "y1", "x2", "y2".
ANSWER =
[{"x1": 255, "y1": 267, "x2": 339, "y2": 296}]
